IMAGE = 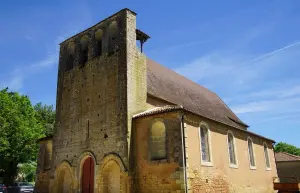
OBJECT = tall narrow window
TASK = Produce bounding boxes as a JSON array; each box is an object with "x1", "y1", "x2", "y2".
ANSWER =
[
  {"x1": 227, "y1": 132, "x2": 237, "y2": 166},
  {"x1": 264, "y1": 143, "x2": 271, "y2": 169},
  {"x1": 150, "y1": 120, "x2": 167, "y2": 160},
  {"x1": 87, "y1": 120, "x2": 90, "y2": 139},
  {"x1": 199, "y1": 124, "x2": 211, "y2": 164},
  {"x1": 247, "y1": 137, "x2": 256, "y2": 168}
]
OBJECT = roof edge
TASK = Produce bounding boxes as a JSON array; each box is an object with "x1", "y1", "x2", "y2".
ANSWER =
[
  {"x1": 133, "y1": 104, "x2": 275, "y2": 143},
  {"x1": 133, "y1": 105, "x2": 183, "y2": 119}
]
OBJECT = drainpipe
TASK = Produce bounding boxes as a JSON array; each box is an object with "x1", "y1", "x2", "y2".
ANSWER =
[{"x1": 180, "y1": 109, "x2": 188, "y2": 193}]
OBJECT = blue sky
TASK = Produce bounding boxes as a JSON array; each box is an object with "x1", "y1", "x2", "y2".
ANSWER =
[{"x1": 0, "y1": 0, "x2": 300, "y2": 146}]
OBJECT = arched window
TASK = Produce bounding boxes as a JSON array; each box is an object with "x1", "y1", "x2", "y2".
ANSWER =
[
  {"x1": 80, "y1": 35, "x2": 89, "y2": 64},
  {"x1": 149, "y1": 120, "x2": 167, "y2": 160},
  {"x1": 227, "y1": 131, "x2": 237, "y2": 166},
  {"x1": 264, "y1": 143, "x2": 271, "y2": 169},
  {"x1": 108, "y1": 21, "x2": 118, "y2": 55},
  {"x1": 65, "y1": 42, "x2": 75, "y2": 71},
  {"x1": 199, "y1": 123, "x2": 212, "y2": 164},
  {"x1": 94, "y1": 29, "x2": 103, "y2": 56},
  {"x1": 247, "y1": 137, "x2": 256, "y2": 168}
]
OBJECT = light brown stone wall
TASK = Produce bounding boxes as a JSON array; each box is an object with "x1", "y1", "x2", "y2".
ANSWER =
[
  {"x1": 184, "y1": 113, "x2": 277, "y2": 193},
  {"x1": 40, "y1": 9, "x2": 146, "y2": 193},
  {"x1": 35, "y1": 138, "x2": 53, "y2": 193},
  {"x1": 131, "y1": 112, "x2": 185, "y2": 193}
]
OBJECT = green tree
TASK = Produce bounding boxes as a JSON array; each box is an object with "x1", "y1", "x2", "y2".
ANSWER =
[
  {"x1": 0, "y1": 88, "x2": 44, "y2": 185},
  {"x1": 34, "y1": 102, "x2": 55, "y2": 136},
  {"x1": 18, "y1": 161, "x2": 37, "y2": 182},
  {"x1": 274, "y1": 142, "x2": 300, "y2": 156}
]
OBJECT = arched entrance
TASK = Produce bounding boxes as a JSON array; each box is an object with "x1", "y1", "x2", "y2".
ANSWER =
[
  {"x1": 81, "y1": 157, "x2": 95, "y2": 193},
  {"x1": 102, "y1": 160, "x2": 121, "y2": 193},
  {"x1": 57, "y1": 167, "x2": 72, "y2": 193}
]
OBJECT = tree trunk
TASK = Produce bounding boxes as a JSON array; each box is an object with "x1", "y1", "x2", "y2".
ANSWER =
[{"x1": 3, "y1": 161, "x2": 18, "y2": 186}]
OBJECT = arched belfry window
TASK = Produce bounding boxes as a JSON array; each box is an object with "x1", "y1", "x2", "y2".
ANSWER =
[
  {"x1": 65, "y1": 42, "x2": 75, "y2": 71},
  {"x1": 80, "y1": 35, "x2": 89, "y2": 64},
  {"x1": 94, "y1": 29, "x2": 103, "y2": 56},
  {"x1": 199, "y1": 123, "x2": 212, "y2": 165},
  {"x1": 149, "y1": 119, "x2": 167, "y2": 160},
  {"x1": 108, "y1": 21, "x2": 118, "y2": 55},
  {"x1": 227, "y1": 131, "x2": 237, "y2": 167}
]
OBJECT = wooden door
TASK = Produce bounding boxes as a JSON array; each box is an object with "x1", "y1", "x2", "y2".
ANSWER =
[{"x1": 82, "y1": 157, "x2": 94, "y2": 193}]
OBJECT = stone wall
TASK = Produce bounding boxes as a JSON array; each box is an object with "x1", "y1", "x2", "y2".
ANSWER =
[
  {"x1": 35, "y1": 138, "x2": 53, "y2": 193},
  {"x1": 131, "y1": 111, "x2": 185, "y2": 192},
  {"x1": 42, "y1": 9, "x2": 146, "y2": 192}
]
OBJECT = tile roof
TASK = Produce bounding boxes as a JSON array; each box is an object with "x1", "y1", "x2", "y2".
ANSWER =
[
  {"x1": 275, "y1": 152, "x2": 300, "y2": 162},
  {"x1": 133, "y1": 105, "x2": 183, "y2": 118},
  {"x1": 146, "y1": 58, "x2": 248, "y2": 130}
]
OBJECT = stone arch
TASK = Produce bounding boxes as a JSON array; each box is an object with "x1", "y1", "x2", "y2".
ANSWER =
[
  {"x1": 54, "y1": 161, "x2": 74, "y2": 193},
  {"x1": 99, "y1": 154, "x2": 128, "y2": 193},
  {"x1": 77, "y1": 151, "x2": 97, "y2": 193},
  {"x1": 94, "y1": 29, "x2": 104, "y2": 56}
]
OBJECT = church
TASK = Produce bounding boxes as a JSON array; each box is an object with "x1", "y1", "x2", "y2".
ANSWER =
[{"x1": 35, "y1": 8, "x2": 278, "y2": 193}]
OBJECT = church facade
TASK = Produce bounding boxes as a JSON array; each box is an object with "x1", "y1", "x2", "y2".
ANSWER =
[{"x1": 35, "y1": 8, "x2": 278, "y2": 193}]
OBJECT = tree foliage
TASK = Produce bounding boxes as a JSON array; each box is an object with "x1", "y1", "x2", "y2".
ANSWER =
[
  {"x1": 274, "y1": 142, "x2": 300, "y2": 156},
  {"x1": 0, "y1": 88, "x2": 44, "y2": 185},
  {"x1": 34, "y1": 102, "x2": 55, "y2": 136},
  {"x1": 18, "y1": 161, "x2": 37, "y2": 182}
]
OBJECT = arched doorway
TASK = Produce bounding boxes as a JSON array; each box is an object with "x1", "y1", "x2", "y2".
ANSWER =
[
  {"x1": 81, "y1": 157, "x2": 95, "y2": 193},
  {"x1": 57, "y1": 168, "x2": 72, "y2": 193},
  {"x1": 101, "y1": 160, "x2": 121, "y2": 193}
]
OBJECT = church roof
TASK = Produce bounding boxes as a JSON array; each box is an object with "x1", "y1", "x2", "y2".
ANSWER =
[
  {"x1": 275, "y1": 152, "x2": 300, "y2": 162},
  {"x1": 146, "y1": 58, "x2": 248, "y2": 130}
]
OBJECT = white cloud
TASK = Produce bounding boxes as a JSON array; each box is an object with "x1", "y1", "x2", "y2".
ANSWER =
[{"x1": 231, "y1": 97, "x2": 300, "y2": 114}]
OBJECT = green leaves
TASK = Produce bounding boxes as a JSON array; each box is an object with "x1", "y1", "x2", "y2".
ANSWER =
[
  {"x1": 0, "y1": 88, "x2": 45, "y2": 184},
  {"x1": 34, "y1": 102, "x2": 56, "y2": 136},
  {"x1": 274, "y1": 142, "x2": 300, "y2": 156}
]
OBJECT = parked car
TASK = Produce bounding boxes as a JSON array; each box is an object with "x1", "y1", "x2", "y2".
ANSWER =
[
  {"x1": 0, "y1": 184, "x2": 7, "y2": 193},
  {"x1": 8, "y1": 182, "x2": 34, "y2": 193}
]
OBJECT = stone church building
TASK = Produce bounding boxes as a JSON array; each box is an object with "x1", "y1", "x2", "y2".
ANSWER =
[{"x1": 35, "y1": 8, "x2": 278, "y2": 193}]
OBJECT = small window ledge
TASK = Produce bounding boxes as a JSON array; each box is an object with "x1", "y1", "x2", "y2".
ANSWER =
[
  {"x1": 201, "y1": 161, "x2": 213, "y2": 167},
  {"x1": 266, "y1": 167, "x2": 272, "y2": 171},
  {"x1": 250, "y1": 165, "x2": 257, "y2": 170},
  {"x1": 229, "y1": 164, "x2": 238, "y2": 169}
]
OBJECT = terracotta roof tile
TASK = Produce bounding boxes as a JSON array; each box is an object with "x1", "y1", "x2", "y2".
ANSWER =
[
  {"x1": 146, "y1": 58, "x2": 248, "y2": 130},
  {"x1": 133, "y1": 105, "x2": 182, "y2": 118},
  {"x1": 275, "y1": 152, "x2": 300, "y2": 162}
]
